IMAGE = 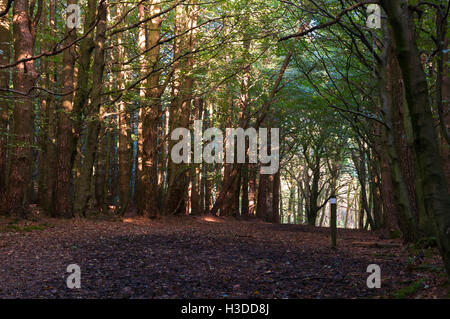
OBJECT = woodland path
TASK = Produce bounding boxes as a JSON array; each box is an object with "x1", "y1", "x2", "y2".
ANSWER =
[{"x1": 0, "y1": 214, "x2": 446, "y2": 298}]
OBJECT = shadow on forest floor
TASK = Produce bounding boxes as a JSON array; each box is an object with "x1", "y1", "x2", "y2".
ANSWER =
[{"x1": 0, "y1": 214, "x2": 448, "y2": 298}]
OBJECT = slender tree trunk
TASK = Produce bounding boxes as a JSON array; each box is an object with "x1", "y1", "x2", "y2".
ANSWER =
[
  {"x1": 266, "y1": 174, "x2": 274, "y2": 222},
  {"x1": 39, "y1": 1, "x2": 57, "y2": 215},
  {"x1": 115, "y1": 3, "x2": 131, "y2": 215},
  {"x1": 319, "y1": 188, "x2": 330, "y2": 227},
  {"x1": 134, "y1": 4, "x2": 146, "y2": 208},
  {"x1": 378, "y1": 35, "x2": 417, "y2": 241},
  {"x1": 344, "y1": 180, "x2": 353, "y2": 228},
  {"x1": 297, "y1": 181, "x2": 303, "y2": 223},
  {"x1": 241, "y1": 164, "x2": 249, "y2": 217},
  {"x1": 164, "y1": 2, "x2": 198, "y2": 216},
  {"x1": 94, "y1": 109, "x2": 108, "y2": 212},
  {"x1": 248, "y1": 164, "x2": 256, "y2": 216},
  {"x1": 256, "y1": 172, "x2": 268, "y2": 220},
  {"x1": 72, "y1": 0, "x2": 97, "y2": 156},
  {"x1": 191, "y1": 97, "x2": 203, "y2": 215},
  {"x1": 382, "y1": 1, "x2": 450, "y2": 275},
  {"x1": 272, "y1": 171, "x2": 280, "y2": 223},
  {"x1": 203, "y1": 107, "x2": 213, "y2": 212}
]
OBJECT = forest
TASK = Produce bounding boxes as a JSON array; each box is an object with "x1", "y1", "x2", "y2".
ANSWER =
[{"x1": 0, "y1": 0, "x2": 449, "y2": 300}]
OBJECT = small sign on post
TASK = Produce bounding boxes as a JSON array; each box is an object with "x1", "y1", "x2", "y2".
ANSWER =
[{"x1": 330, "y1": 194, "x2": 337, "y2": 249}]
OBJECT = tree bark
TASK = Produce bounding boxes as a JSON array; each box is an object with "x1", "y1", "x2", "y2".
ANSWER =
[
  {"x1": 138, "y1": 1, "x2": 164, "y2": 218},
  {"x1": 116, "y1": 3, "x2": 131, "y2": 215},
  {"x1": 73, "y1": 1, "x2": 107, "y2": 216},
  {"x1": 164, "y1": 2, "x2": 198, "y2": 216},
  {"x1": 54, "y1": 0, "x2": 77, "y2": 218},
  {"x1": 381, "y1": 0, "x2": 450, "y2": 274}
]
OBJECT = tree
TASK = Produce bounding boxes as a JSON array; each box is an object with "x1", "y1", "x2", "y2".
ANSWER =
[
  {"x1": 381, "y1": 0, "x2": 450, "y2": 275},
  {"x1": 1, "y1": 0, "x2": 38, "y2": 217},
  {"x1": 0, "y1": 0, "x2": 11, "y2": 200}
]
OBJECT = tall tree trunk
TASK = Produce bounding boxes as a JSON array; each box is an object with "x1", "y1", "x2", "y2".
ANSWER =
[
  {"x1": 0, "y1": 0, "x2": 11, "y2": 200},
  {"x1": 134, "y1": 3, "x2": 146, "y2": 208},
  {"x1": 72, "y1": 0, "x2": 97, "y2": 157},
  {"x1": 116, "y1": 3, "x2": 131, "y2": 215},
  {"x1": 1, "y1": 0, "x2": 38, "y2": 216},
  {"x1": 377, "y1": 137, "x2": 399, "y2": 235},
  {"x1": 288, "y1": 186, "x2": 295, "y2": 224},
  {"x1": 38, "y1": 0, "x2": 57, "y2": 215},
  {"x1": 248, "y1": 164, "x2": 257, "y2": 216},
  {"x1": 351, "y1": 146, "x2": 375, "y2": 229},
  {"x1": 306, "y1": 156, "x2": 321, "y2": 226},
  {"x1": 94, "y1": 108, "x2": 108, "y2": 212},
  {"x1": 203, "y1": 106, "x2": 213, "y2": 212},
  {"x1": 73, "y1": 1, "x2": 107, "y2": 216},
  {"x1": 438, "y1": 13, "x2": 450, "y2": 190},
  {"x1": 377, "y1": 26, "x2": 418, "y2": 241},
  {"x1": 164, "y1": 2, "x2": 198, "y2": 215},
  {"x1": 54, "y1": 0, "x2": 77, "y2": 218},
  {"x1": 190, "y1": 97, "x2": 203, "y2": 215},
  {"x1": 53, "y1": 0, "x2": 96, "y2": 217},
  {"x1": 241, "y1": 165, "x2": 249, "y2": 217},
  {"x1": 256, "y1": 172, "x2": 268, "y2": 220},
  {"x1": 272, "y1": 170, "x2": 280, "y2": 223},
  {"x1": 381, "y1": 0, "x2": 450, "y2": 275},
  {"x1": 344, "y1": 180, "x2": 353, "y2": 228},
  {"x1": 297, "y1": 182, "x2": 303, "y2": 223},
  {"x1": 139, "y1": 0, "x2": 163, "y2": 218}
]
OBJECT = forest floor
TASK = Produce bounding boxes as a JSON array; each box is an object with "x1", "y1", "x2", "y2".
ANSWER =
[{"x1": 0, "y1": 209, "x2": 449, "y2": 299}]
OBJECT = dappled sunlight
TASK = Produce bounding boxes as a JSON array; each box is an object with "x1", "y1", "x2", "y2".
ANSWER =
[{"x1": 201, "y1": 216, "x2": 223, "y2": 223}]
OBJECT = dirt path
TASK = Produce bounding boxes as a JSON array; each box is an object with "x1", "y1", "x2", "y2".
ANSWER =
[{"x1": 0, "y1": 215, "x2": 447, "y2": 298}]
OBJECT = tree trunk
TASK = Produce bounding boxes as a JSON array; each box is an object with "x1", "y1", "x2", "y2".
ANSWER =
[
  {"x1": 0, "y1": 0, "x2": 11, "y2": 200},
  {"x1": 73, "y1": 1, "x2": 107, "y2": 216},
  {"x1": 116, "y1": 3, "x2": 131, "y2": 215},
  {"x1": 164, "y1": 2, "x2": 198, "y2": 216},
  {"x1": 138, "y1": 1, "x2": 163, "y2": 218},
  {"x1": 272, "y1": 170, "x2": 280, "y2": 223},
  {"x1": 38, "y1": 1, "x2": 57, "y2": 215},
  {"x1": 94, "y1": 112, "x2": 108, "y2": 212},
  {"x1": 382, "y1": 0, "x2": 450, "y2": 274},
  {"x1": 191, "y1": 97, "x2": 203, "y2": 215},
  {"x1": 54, "y1": 0, "x2": 77, "y2": 218},
  {"x1": 248, "y1": 164, "x2": 257, "y2": 216},
  {"x1": 1, "y1": 0, "x2": 38, "y2": 217},
  {"x1": 256, "y1": 172, "x2": 268, "y2": 220}
]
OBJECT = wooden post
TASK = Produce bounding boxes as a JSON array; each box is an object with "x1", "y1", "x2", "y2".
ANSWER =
[{"x1": 330, "y1": 194, "x2": 337, "y2": 249}]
